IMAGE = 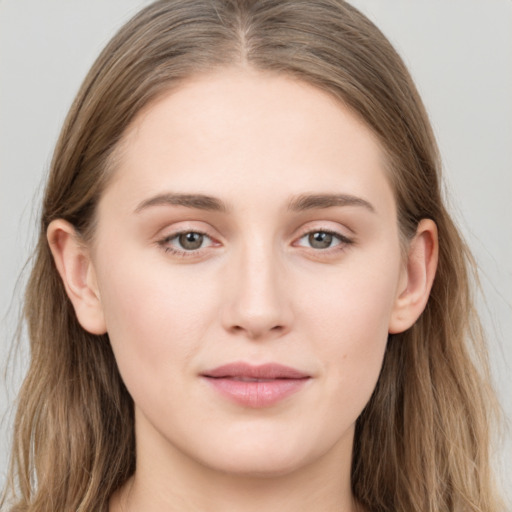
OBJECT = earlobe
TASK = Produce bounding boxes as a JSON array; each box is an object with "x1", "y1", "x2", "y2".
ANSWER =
[
  {"x1": 388, "y1": 219, "x2": 439, "y2": 334},
  {"x1": 47, "y1": 219, "x2": 107, "y2": 335}
]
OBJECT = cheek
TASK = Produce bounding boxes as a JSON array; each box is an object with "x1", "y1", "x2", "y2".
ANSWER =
[
  {"x1": 301, "y1": 257, "x2": 398, "y2": 340},
  {"x1": 296, "y1": 247, "x2": 401, "y2": 409},
  {"x1": 94, "y1": 253, "x2": 220, "y2": 395}
]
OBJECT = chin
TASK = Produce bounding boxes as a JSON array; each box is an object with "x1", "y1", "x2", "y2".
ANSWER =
[
  {"x1": 190, "y1": 427, "x2": 328, "y2": 478},
  {"x1": 207, "y1": 450, "x2": 310, "y2": 478}
]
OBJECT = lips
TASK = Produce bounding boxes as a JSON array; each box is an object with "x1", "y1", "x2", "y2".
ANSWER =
[{"x1": 201, "y1": 362, "x2": 311, "y2": 408}]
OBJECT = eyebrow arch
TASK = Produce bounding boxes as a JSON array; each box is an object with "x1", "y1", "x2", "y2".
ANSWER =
[
  {"x1": 287, "y1": 193, "x2": 375, "y2": 213},
  {"x1": 134, "y1": 193, "x2": 229, "y2": 214}
]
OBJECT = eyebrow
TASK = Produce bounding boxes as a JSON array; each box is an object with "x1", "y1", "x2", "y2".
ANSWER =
[
  {"x1": 135, "y1": 193, "x2": 229, "y2": 213},
  {"x1": 134, "y1": 192, "x2": 375, "y2": 214},
  {"x1": 287, "y1": 193, "x2": 375, "y2": 213}
]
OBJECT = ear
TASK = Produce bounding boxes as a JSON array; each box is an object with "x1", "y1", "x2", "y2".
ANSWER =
[
  {"x1": 47, "y1": 219, "x2": 107, "y2": 335},
  {"x1": 388, "y1": 219, "x2": 439, "y2": 334}
]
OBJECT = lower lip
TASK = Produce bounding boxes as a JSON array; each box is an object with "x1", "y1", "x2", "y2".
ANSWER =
[{"x1": 203, "y1": 377, "x2": 310, "y2": 408}]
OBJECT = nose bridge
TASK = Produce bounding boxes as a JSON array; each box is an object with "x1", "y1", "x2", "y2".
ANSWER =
[{"x1": 222, "y1": 233, "x2": 292, "y2": 339}]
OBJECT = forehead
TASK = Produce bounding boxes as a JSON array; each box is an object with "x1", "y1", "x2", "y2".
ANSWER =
[{"x1": 102, "y1": 67, "x2": 394, "y2": 216}]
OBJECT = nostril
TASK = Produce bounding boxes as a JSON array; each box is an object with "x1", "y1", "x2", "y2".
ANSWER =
[{"x1": 228, "y1": 323, "x2": 286, "y2": 339}]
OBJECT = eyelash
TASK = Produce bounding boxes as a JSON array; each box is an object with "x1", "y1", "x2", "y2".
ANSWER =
[
  {"x1": 158, "y1": 230, "x2": 214, "y2": 258},
  {"x1": 157, "y1": 228, "x2": 354, "y2": 258}
]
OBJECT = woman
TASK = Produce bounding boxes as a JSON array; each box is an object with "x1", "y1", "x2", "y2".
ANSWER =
[{"x1": 1, "y1": 1, "x2": 504, "y2": 511}]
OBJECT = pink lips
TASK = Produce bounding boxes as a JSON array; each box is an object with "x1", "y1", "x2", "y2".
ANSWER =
[{"x1": 201, "y1": 362, "x2": 310, "y2": 408}]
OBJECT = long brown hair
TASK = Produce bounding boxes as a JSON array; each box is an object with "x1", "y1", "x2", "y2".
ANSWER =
[{"x1": 2, "y1": 1, "x2": 503, "y2": 510}]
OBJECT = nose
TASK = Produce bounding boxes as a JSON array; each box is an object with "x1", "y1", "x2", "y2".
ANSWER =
[{"x1": 221, "y1": 241, "x2": 293, "y2": 341}]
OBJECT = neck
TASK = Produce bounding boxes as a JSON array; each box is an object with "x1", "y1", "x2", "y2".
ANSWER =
[
  {"x1": 111, "y1": 429, "x2": 358, "y2": 512},
  {"x1": 114, "y1": 465, "x2": 358, "y2": 512}
]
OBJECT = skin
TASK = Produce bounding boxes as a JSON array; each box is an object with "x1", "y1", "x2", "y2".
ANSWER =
[{"x1": 48, "y1": 67, "x2": 438, "y2": 512}]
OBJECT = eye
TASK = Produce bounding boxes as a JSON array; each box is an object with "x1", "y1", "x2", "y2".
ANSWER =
[
  {"x1": 159, "y1": 230, "x2": 215, "y2": 255},
  {"x1": 295, "y1": 230, "x2": 352, "y2": 250},
  {"x1": 175, "y1": 232, "x2": 208, "y2": 250}
]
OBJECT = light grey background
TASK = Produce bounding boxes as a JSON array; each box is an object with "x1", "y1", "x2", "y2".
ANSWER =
[{"x1": 1, "y1": 0, "x2": 511, "y2": 501}]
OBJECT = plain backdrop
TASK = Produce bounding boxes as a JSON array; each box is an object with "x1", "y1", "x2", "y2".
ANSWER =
[{"x1": 1, "y1": 0, "x2": 511, "y2": 501}]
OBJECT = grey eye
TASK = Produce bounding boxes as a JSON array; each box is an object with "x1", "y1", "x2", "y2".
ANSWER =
[
  {"x1": 307, "y1": 231, "x2": 335, "y2": 249},
  {"x1": 178, "y1": 232, "x2": 205, "y2": 250}
]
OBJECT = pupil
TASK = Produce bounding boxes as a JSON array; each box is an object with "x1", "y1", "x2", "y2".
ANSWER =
[
  {"x1": 309, "y1": 231, "x2": 332, "y2": 249},
  {"x1": 179, "y1": 232, "x2": 203, "y2": 250}
]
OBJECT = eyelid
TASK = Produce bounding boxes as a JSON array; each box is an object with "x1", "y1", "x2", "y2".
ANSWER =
[
  {"x1": 292, "y1": 225, "x2": 355, "y2": 254},
  {"x1": 294, "y1": 223, "x2": 354, "y2": 242},
  {"x1": 157, "y1": 227, "x2": 221, "y2": 258},
  {"x1": 154, "y1": 219, "x2": 221, "y2": 243}
]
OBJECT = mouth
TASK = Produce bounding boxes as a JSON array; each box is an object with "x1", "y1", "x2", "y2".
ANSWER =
[{"x1": 201, "y1": 362, "x2": 311, "y2": 408}]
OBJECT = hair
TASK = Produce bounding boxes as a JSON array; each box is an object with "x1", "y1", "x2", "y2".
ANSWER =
[{"x1": 2, "y1": 1, "x2": 503, "y2": 511}]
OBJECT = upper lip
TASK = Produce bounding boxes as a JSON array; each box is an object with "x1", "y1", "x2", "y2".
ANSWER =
[{"x1": 202, "y1": 362, "x2": 310, "y2": 380}]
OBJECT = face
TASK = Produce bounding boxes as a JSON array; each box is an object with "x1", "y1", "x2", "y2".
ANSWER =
[{"x1": 88, "y1": 68, "x2": 407, "y2": 477}]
